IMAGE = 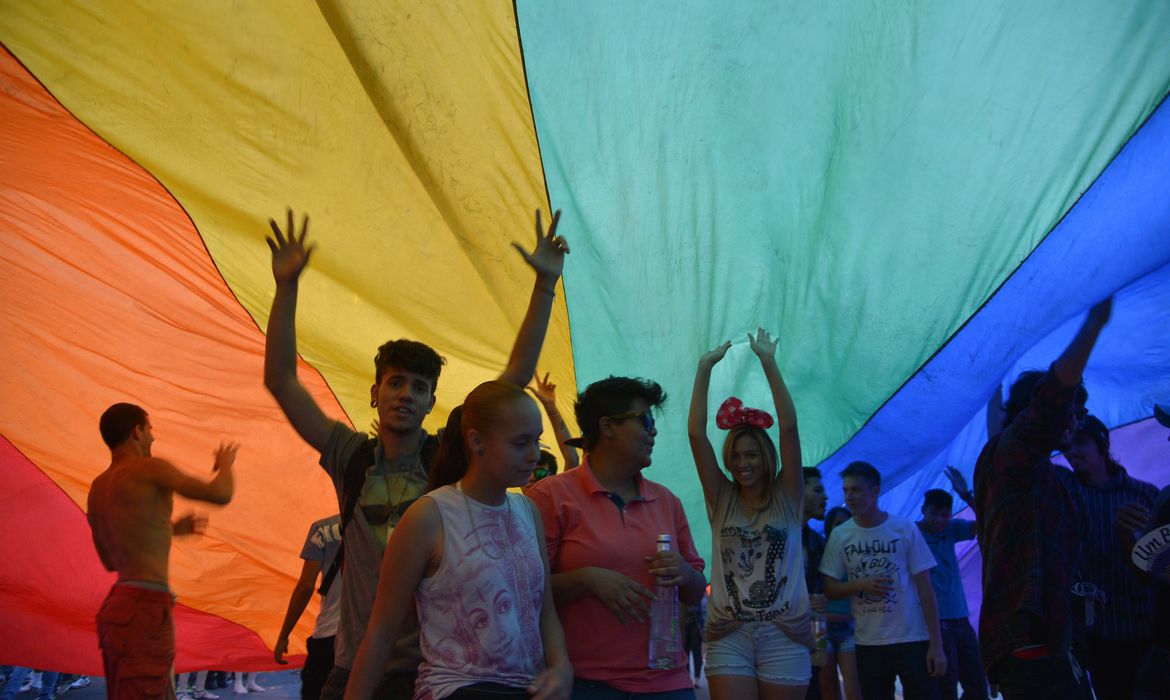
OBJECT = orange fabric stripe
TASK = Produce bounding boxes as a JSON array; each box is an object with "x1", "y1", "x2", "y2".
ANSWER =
[{"x1": 0, "y1": 47, "x2": 338, "y2": 666}]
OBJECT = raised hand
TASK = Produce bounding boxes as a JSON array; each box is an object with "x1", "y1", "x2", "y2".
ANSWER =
[
  {"x1": 213, "y1": 442, "x2": 239, "y2": 472},
  {"x1": 943, "y1": 466, "x2": 970, "y2": 496},
  {"x1": 513, "y1": 209, "x2": 569, "y2": 281},
  {"x1": 266, "y1": 209, "x2": 316, "y2": 284},
  {"x1": 698, "y1": 340, "x2": 732, "y2": 369},
  {"x1": 747, "y1": 326, "x2": 779, "y2": 358},
  {"x1": 527, "y1": 371, "x2": 559, "y2": 409},
  {"x1": 1087, "y1": 296, "x2": 1113, "y2": 329}
]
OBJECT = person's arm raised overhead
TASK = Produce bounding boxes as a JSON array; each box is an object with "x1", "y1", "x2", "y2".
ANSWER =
[
  {"x1": 1052, "y1": 297, "x2": 1112, "y2": 388},
  {"x1": 688, "y1": 340, "x2": 733, "y2": 511},
  {"x1": 263, "y1": 209, "x2": 332, "y2": 451},
  {"x1": 748, "y1": 327, "x2": 803, "y2": 504},
  {"x1": 528, "y1": 371, "x2": 579, "y2": 469},
  {"x1": 499, "y1": 210, "x2": 570, "y2": 388}
]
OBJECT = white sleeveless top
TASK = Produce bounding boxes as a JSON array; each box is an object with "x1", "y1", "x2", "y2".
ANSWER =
[{"x1": 414, "y1": 485, "x2": 546, "y2": 700}]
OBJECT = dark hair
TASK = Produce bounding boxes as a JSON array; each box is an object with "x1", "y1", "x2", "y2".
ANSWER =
[
  {"x1": 374, "y1": 339, "x2": 445, "y2": 393},
  {"x1": 923, "y1": 489, "x2": 953, "y2": 511},
  {"x1": 1003, "y1": 370, "x2": 1088, "y2": 428},
  {"x1": 840, "y1": 460, "x2": 881, "y2": 487},
  {"x1": 803, "y1": 467, "x2": 823, "y2": 483},
  {"x1": 1076, "y1": 415, "x2": 1123, "y2": 476},
  {"x1": 537, "y1": 449, "x2": 558, "y2": 471},
  {"x1": 100, "y1": 403, "x2": 147, "y2": 449},
  {"x1": 574, "y1": 377, "x2": 666, "y2": 450},
  {"x1": 824, "y1": 506, "x2": 852, "y2": 540},
  {"x1": 427, "y1": 381, "x2": 532, "y2": 491}
]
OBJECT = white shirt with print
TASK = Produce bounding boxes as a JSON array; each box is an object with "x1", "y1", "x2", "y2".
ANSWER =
[{"x1": 819, "y1": 515, "x2": 936, "y2": 646}]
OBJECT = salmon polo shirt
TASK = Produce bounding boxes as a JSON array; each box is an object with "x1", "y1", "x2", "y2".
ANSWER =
[{"x1": 527, "y1": 458, "x2": 706, "y2": 692}]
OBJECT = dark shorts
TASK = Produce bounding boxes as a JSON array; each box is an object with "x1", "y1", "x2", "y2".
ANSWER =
[{"x1": 96, "y1": 582, "x2": 177, "y2": 700}]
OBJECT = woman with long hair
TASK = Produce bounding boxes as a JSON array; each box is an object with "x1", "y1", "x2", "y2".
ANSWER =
[
  {"x1": 687, "y1": 328, "x2": 809, "y2": 700},
  {"x1": 345, "y1": 380, "x2": 571, "y2": 700},
  {"x1": 820, "y1": 506, "x2": 861, "y2": 700}
]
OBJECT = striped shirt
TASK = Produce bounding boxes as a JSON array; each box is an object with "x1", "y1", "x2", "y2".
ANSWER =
[{"x1": 1054, "y1": 465, "x2": 1158, "y2": 642}]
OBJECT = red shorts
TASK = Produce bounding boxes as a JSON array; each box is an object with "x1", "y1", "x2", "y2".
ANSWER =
[{"x1": 96, "y1": 582, "x2": 178, "y2": 699}]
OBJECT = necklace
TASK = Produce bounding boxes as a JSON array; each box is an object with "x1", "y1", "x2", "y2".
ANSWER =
[
  {"x1": 375, "y1": 432, "x2": 427, "y2": 527},
  {"x1": 458, "y1": 481, "x2": 512, "y2": 560}
]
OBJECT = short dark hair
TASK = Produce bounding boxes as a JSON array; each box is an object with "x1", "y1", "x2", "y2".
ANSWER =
[
  {"x1": 100, "y1": 403, "x2": 147, "y2": 449},
  {"x1": 803, "y1": 467, "x2": 823, "y2": 484},
  {"x1": 1003, "y1": 370, "x2": 1088, "y2": 428},
  {"x1": 824, "y1": 506, "x2": 852, "y2": 540},
  {"x1": 574, "y1": 376, "x2": 667, "y2": 450},
  {"x1": 537, "y1": 449, "x2": 558, "y2": 471},
  {"x1": 1076, "y1": 414, "x2": 1122, "y2": 476},
  {"x1": 840, "y1": 460, "x2": 881, "y2": 488},
  {"x1": 923, "y1": 489, "x2": 953, "y2": 511},
  {"x1": 374, "y1": 339, "x2": 445, "y2": 392}
]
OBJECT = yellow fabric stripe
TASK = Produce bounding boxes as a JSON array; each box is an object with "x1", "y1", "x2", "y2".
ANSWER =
[{"x1": 0, "y1": 0, "x2": 578, "y2": 431}]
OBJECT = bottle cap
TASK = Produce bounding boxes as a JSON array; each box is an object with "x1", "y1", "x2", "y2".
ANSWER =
[{"x1": 656, "y1": 534, "x2": 672, "y2": 543}]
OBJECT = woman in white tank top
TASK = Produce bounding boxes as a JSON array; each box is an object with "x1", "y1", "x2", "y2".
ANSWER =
[
  {"x1": 345, "y1": 380, "x2": 572, "y2": 700},
  {"x1": 687, "y1": 328, "x2": 811, "y2": 700}
]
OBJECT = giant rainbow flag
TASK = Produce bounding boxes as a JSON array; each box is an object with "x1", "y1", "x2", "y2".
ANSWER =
[{"x1": 2, "y1": 1, "x2": 1168, "y2": 671}]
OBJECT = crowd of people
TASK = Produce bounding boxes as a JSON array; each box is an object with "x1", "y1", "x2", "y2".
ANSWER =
[{"x1": 79, "y1": 209, "x2": 1169, "y2": 700}]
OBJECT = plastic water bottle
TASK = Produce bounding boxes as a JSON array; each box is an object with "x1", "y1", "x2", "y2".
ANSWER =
[
  {"x1": 811, "y1": 615, "x2": 828, "y2": 666},
  {"x1": 648, "y1": 534, "x2": 681, "y2": 669}
]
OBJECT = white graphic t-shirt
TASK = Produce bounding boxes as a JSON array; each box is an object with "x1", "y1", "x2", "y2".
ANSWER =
[
  {"x1": 819, "y1": 515, "x2": 936, "y2": 646},
  {"x1": 707, "y1": 478, "x2": 811, "y2": 646}
]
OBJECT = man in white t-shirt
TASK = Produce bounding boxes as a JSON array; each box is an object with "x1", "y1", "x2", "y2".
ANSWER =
[
  {"x1": 820, "y1": 461, "x2": 945, "y2": 700},
  {"x1": 274, "y1": 514, "x2": 343, "y2": 700}
]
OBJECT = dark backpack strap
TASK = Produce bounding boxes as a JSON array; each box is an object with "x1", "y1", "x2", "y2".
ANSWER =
[{"x1": 318, "y1": 437, "x2": 377, "y2": 595}]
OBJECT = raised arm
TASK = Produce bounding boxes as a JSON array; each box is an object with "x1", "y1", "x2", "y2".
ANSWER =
[
  {"x1": 274, "y1": 559, "x2": 322, "y2": 664},
  {"x1": 528, "y1": 371, "x2": 579, "y2": 469},
  {"x1": 263, "y1": 210, "x2": 333, "y2": 452},
  {"x1": 148, "y1": 444, "x2": 237, "y2": 505},
  {"x1": 944, "y1": 466, "x2": 975, "y2": 512},
  {"x1": 1053, "y1": 297, "x2": 1112, "y2": 388},
  {"x1": 748, "y1": 328, "x2": 803, "y2": 504},
  {"x1": 499, "y1": 210, "x2": 570, "y2": 388},
  {"x1": 344, "y1": 498, "x2": 440, "y2": 700},
  {"x1": 689, "y1": 341, "x2": 733, "y2": 510}
]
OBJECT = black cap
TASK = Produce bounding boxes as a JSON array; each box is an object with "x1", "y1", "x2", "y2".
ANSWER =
[{"x1": 1155, "y1": 404, "x2": 1170, "y2": 429}]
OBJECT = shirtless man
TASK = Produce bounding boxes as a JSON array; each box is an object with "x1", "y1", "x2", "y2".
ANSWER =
[{"x1": 87, "y1": 403, "x2": 237, "y2": 699}]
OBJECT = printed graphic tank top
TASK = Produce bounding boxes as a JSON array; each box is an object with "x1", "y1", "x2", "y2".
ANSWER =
[{"x1": 414, "y1": 485, "x2": 545, "y2": 700}]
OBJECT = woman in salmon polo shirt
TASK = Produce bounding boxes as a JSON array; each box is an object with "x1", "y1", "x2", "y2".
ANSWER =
[
  {"x1": 528, "y1": 376, "x2": 708, "y2": 699},
  {"x1": 687, "y1": 328, "x2": 811, "y2": 700}
]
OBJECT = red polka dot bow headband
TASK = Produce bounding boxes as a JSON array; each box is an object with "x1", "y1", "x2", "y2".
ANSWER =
[{"x1": 716, "y1": 397, "x2": 774, "y2": 430}]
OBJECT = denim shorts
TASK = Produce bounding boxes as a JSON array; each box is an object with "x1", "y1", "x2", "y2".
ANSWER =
[
  {"x1": 705, "y1": 621, "x2": 812, "y2": 685},
  {"x1": 826, "y1": 620, "x2": 855, "y2": 654}
]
